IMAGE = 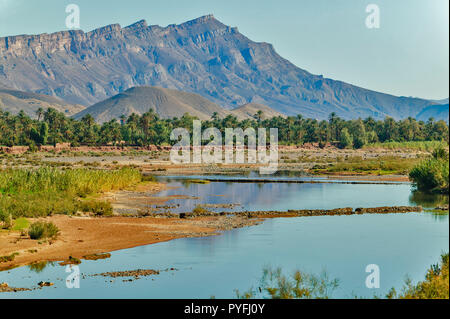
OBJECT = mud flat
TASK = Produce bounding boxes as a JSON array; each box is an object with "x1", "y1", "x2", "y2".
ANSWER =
[
  {"x1": 0, "y1": 214, "x2": 262, "y2": 271},
  {"x1": 0, "y1": 205, "x2": 423, "y2": 271}
]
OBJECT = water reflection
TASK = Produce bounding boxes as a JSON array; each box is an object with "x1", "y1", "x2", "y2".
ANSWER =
[
  {"x1": 1, "y1": 213, "x2": 448, "y2": 299},
  {"x1": 424, "y1": 211, "x2": 449, "y2": 222},
  {"x1": 409, "y1": 191, "x2": 449, "y2": 208},
  {"x1": 1, "y1": 176, "x2": 448, "y2": 299},
  {"x1": 27, "y1": 261, "x2": 56, "y2": 274},
  {"x1": 156, "y1": 176, "x2": 417, "y2": 213}
]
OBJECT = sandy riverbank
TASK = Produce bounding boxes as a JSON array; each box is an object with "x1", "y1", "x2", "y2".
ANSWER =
[
  {"x1": 0, "y1": 214, "x2": 262, "y2": 271},
  {"x1": 0, "y1": 179, "x2": 261, "y2": 271},
  {"x1": 0, "y1": 204, "x2": 428, "y2": 271}
]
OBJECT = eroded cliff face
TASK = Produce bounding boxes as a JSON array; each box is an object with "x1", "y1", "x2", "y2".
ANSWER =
[{"x1": 0, "y1": 15, "x2": 434, "y2": 119}]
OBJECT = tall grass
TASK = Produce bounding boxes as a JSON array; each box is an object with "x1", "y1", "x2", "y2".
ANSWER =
[
  {"x1": 314, "y1": 156, "x2": 421, "y2": 175},
  {"x1": 0, "y1": 167, "x2": 142, "y2": 196},
  {"x1": 0, "y1": 167, "x2": 143, "y2": 218}
]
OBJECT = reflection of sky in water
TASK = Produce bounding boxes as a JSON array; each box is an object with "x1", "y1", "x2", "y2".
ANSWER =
[
  {"x1": 1, "y1": 212, "x2": 447, "y2": 299},
  {"x1": 155, "y1": 176, "x2": 416, "y2": 213},
  {"x1": 1, "y1": 176, "x2": 448, "y2": 299}
]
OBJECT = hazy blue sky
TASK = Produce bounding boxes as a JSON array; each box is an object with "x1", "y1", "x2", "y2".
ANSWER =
[{"x1": 0, "y1": 0, "x2": 448, "y2": 100}]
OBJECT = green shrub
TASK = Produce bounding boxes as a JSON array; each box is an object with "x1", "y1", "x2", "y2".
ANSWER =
[
  {"x1": 0, "y1": 210, "x2": 12, "y2": 229},
  {"x1": 409, "y1": 154, "x2": 449, "y2": 194},
  {"x1": 80, "y1": 200, "x2": 113, "y2": 216},
  {"x1": 339, "y1": 128, "x2": 353, "y2": 149},
  {"x1": 28, "y1": 221, "x2": 60, "y2": 240},
  {"x1": 0, "y1": 252, "x2": 19, "y2": 263},
  {"x1": 432, "y1": 147, "x2": 449, "y2": 161}
]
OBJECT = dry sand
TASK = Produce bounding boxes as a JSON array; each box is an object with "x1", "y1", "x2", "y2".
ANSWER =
[{"x1": 0, "y1": 214, "x2": 261, "y2": 271}]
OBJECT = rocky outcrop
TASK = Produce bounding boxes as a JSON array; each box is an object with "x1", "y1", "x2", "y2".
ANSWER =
[
  {"x1": 354, "y1": 206, "x2": 423, "y2": 214},
  {"x1": 140, "y1": 206, "x2": 423, "y2": 219}
]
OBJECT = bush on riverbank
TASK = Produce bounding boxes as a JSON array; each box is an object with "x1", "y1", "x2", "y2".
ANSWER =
[
  {"x1": 28, "y1": 221, "x2": 59, "y2": 240},
  {"x1": 80, "y1": 200, "x2": 113, "y2": 216},
  {"x1": 0, "y1": 167, "x2": 143, "y2": 218},
  {"x1": 0, "y1": 210, "x2": 12, "y2": 229},
  {"x1": 409, "y1": 149, "x2": 449, "y2": 194},
  {"x1": 387, "y1": 253, "x2": 449, "y2": 299}
]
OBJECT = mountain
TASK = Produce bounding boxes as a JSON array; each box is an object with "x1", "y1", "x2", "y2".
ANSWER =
[
  {"x1": 416, "y1": 104, "x2": 449, "y2": 123},
  {"x1": 0, "y1": 15, "x2": 439, "y2": 120},
  {"x1": 232, "y1": 103, "x2": 285, "y2": 120},
  {"x1": 430, "y1": 98, "x2": 449, "y2": 105},
  {"x1": 0, "y1": 88, "x2": 85, "y2": 117},
  {"x1": 74, "y1": 86, "x2": 231, "y2": 123},
  {"x1": 74, "y1": 86, "x2": 285, "y2": 123}
]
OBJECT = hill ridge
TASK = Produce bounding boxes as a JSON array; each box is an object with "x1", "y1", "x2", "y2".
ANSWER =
[{"x1": 0, "y1": 16, "x2": 440, "y2": 120}]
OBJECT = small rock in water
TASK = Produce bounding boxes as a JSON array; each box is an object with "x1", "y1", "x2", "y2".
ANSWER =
[
  {"x1": 1, "y1": 282, "x2": 31, "y2": 292},
  {"x1": 38, "y1": 281, "x2": 54, "y2": 287}
]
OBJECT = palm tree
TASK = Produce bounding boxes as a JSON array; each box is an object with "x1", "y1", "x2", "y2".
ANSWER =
[
  {"x1": 36, "y1": 108, "x2": 44, "y2": 121},
  {"x1": 211, "y1": 112, "x2": 219, "y2": 121},
  {"x1": 255, "y1": 110, "x2": 264, "y2": 123}
]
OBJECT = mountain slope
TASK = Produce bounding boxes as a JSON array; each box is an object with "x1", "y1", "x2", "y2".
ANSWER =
[
  {"x1": 74, "y1": 86, "x2": 231, "y2": 123},
  {"x1": 430, "y1": 98, "x2": 449, "y2": 105},
  {"x1": 232, "y1": 103, "x2": 285, "y2": 120},
  {"x1": 0, "y1": 15, "x2": 438, "y2": 120},
  {"x1": 0, "y1": 88, "x2": 85, "y2": 117},
  {"x1": 416, "y1": 104, "x2": 449, "y2": 123}
]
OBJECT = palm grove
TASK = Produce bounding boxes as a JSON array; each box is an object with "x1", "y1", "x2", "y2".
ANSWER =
[{"x1": 0, "y1": 108, "x2": 448, "y2": 149}]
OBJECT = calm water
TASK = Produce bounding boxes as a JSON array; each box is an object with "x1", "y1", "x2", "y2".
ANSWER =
[
  {"x1": 153, "y1": 176, "x2": 442, "y2": 213},
  {"x1": 0, "y1": 176, "x2": 448, "y2": 299}
]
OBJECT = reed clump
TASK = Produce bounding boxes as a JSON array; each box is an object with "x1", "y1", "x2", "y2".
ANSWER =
[
  {"x1": 28, "y1": 221, "x2": 59, "y2": 240},
  {"x1": 409, "y1": 148, "x2": 449, "y2": 194},
  {"x1": 0, "y1": 167, "x2": 143, "y2": 218}
]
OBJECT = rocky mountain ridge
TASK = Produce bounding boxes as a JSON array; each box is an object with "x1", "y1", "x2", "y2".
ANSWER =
[{"x1": 0, "y1": 15, "x2": 443, "y2": 120}]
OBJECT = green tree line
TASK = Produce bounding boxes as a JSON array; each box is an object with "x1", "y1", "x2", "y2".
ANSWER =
[{"x1": 0, "y1": 108, "x2": 448, "y2": 149}]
